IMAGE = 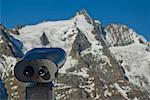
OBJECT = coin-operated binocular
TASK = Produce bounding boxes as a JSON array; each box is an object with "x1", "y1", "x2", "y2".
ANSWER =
[{"x1": 14, "y1": 48, "x2": 66, "y2": 100}]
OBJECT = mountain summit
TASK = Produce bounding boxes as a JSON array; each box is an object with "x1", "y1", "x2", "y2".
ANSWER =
[{"x1": 0, "y1": 10, "x2": 150, "y2": 100}]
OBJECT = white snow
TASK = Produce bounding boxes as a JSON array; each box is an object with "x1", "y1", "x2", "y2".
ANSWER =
[
  {"x1": 10, "y1": 14, "x2": 102, "y2": 73},
  {"x1": 79, "y1": 82, "x2": 95, "y2": 93},
  {"x1": 59, "y1": 56, "x2": 78, "y2": 73},
  {"x1": 0, "y1": 55, "x2": 17, "y2": 79},
  {"x1": 75, "y1": 15, "x2": 110, "y2": 68},
  {"x1": 133, "y1": 97, "x2": 139, "y2": 100},
  {"x1": 56, "y1": 94, "x2": 66, "y2": 100},
  {"x1": 68, "y1": 67, "x2": 89, "y2": 78},
  {"x1": 11, "y1": 92, "x2": 19, "y2": 98},
  {"x1": 55, "y1": 83, "x2": 71, "y2": 90},
  {"x1": 75, "y1": 14, "x2": 95, "y2": 43},
  {"x1": 12, "y1": 19, "x2": 76, "y2": 53},
  {"x1": 9, "y1": 82, "x2": 13, "y2": 85},
  {"x1": 114, "y1": 83, "x2": 129, "y2": 99},
  {"x1": 104, "y1": 89, "x2": 112, "y2": 97},
  {"x1": 75, "y1": 14, "x2": 104, "y2": 59},
  {"x1": 110, "y1": 43, "x2": 150, "y2": 92},
  {"x1": 11, "y1": 17, "x2": 78, "y2": 73},
  {"x1": 81, "y1": 42, "x2": 103, "y2": 56},
  {"x1": 11, "y1": 85, "x2": 18, "y2": 90},
  {"x1": 0, "y1": 35, "x2": 3, "y2": 44},
  {"x1": 94, "y1": 20, "x2": 101, "y2": 24}
]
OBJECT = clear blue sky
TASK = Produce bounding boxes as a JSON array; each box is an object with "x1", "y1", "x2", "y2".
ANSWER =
[{"x1": 1, "y1": 0, "x2": 150, "y2": 41}]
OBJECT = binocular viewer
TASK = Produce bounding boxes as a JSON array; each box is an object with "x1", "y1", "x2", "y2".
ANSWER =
[{"x1": 14, "y1": 48, "x2": 66, "y2": 83}]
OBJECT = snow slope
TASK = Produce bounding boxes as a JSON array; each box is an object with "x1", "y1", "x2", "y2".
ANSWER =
[
  {"x1": 110, "y1": 43, "x2": 150, "y2": 92},
  {"x1": 10, "y1": 14, "x2": 98, "y2": 74}
]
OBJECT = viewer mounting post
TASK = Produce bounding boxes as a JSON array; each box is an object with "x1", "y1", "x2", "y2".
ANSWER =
[
  {"x1": 26, "y1": 82, "x2": 55, "y2": 100},
  {"x1": 14, "y1": 48, "x2": 66, "y2": 100}
]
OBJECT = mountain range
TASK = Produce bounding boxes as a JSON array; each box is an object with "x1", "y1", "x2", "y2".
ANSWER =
[{"x1": 0, "y1": 9, "x2": 150, "y2": 100}]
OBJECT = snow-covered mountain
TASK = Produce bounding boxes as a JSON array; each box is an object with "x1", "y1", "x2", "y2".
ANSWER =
[
  {"x1": 0, "y1": 9, "x2": 150, "y2": 100},
  {"x1": 104, "y1": 24, "x2": 146, "y2": 47}
]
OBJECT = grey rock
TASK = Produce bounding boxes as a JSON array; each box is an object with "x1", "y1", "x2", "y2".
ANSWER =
[
  {"x1": 70, "y1": 29, "x2": 91, "y2": 58},
  {"x1": 0, "y1": 29, "x2": 13, "y2": 57},
  {"x1": 40, "y1": 32, "x2": 50, "y2": 46},
  {"x1": 104, "y1": 24, "x2": 146, "y2": 46},
  {"x1": 146, "y1": 43, "x2": 150, "y2": 52}
]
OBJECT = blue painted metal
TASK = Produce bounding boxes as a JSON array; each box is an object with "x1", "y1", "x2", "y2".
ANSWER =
[
  {"x1": 23, "y1": 48, "x2": 66, "y2": 68},
  {"x1": 0, "y1": 79, "x2": 8, "y2": 100}
]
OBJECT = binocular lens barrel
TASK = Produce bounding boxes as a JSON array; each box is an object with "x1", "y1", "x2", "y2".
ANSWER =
[
  {"x1": 38, "y1": 66, "x2": 48, "y2": 77},
  {"x1": 23, "y1": 66, "x2": 34, "y2": 77},
  {"x1": 38, "y1": 66, "x2": 50, "y2": 80}
]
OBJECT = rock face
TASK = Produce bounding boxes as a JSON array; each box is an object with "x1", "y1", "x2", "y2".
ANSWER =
[
  {"x1": 0, "y1": 10, "x2": 150, "y2": 100},
  {"x1": 40, "y1": 32, "x2": 50, "y2": 46},
  {"x1": 0, "y1": 24, "x2": 24, "y2": 58},
  {"x1": 104, "y1": 24, "x2": 146, "y2": 46},
  {"x1": 70, "y1": 29, "x2": 91, "y2": 58},
  {"x1": 0, "y1": 25, "x2": 18, "y2": 99},
  {"x1": 146, "y1": 43, "x2": 150, "y2": 52},
  {"x1": 0, "y1": 25, "x2": 13, "y2": 57}
]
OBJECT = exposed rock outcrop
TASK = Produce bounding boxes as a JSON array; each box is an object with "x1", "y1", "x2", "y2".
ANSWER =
[{"x1": 104, "y1": 24, "x2": 146, "y2": 46}]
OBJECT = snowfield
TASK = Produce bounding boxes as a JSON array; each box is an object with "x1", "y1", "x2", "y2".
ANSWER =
[
  {"x1": 10, "y1": 13, "x2": 107, "y2": 75},
  {"x1": 11, "y1": 16, "x2": 79, "y2": 73},
  {"x1": 110, "y1": 43, "x2": 150, "y2": 93},
  {"x1": 0, "y1": 55, "x2": 17, "y2": 79}
]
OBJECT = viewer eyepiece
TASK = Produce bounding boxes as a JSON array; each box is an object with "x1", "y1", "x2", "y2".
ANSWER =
[
  {"x1": 38, "y1": 66, "x2": 48, "y2": 77},
  {"x1": 23, "y1": 66, "x2": 34, "y2": 77},
  {"x1": 38, "y1": 66, "x2": 50, "y2": 80}
]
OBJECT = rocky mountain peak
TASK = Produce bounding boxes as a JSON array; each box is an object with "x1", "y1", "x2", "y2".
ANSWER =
[
  {"x1": 104, "y1": 24, "x2": 146, "y2": 46},
  {"x1": 77, "y1": 9, "x2": 89, "y2": 16},
  {"x1": 75, "y1": 9, "x2": 94, "y2": 25}
]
